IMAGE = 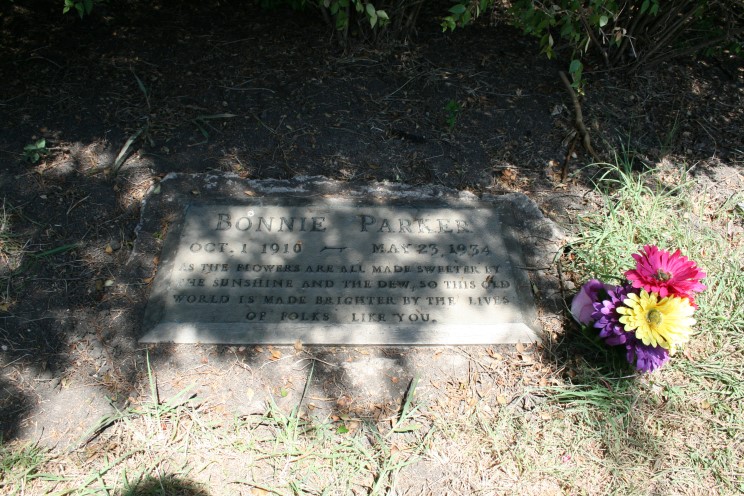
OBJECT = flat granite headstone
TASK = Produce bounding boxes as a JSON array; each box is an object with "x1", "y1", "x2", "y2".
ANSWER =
[{"x1": 137, "y1": 176, "x2": 555, "y2": 345}]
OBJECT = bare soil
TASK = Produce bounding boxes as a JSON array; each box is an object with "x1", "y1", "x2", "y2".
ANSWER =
[{"x1": 1, "y1": 0, "x2": 742, "y2": 456}]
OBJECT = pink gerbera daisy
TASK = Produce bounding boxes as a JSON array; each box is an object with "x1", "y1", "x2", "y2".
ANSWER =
[{"x1": 624, "y1": 245, "x2": 706, "y2": 299}]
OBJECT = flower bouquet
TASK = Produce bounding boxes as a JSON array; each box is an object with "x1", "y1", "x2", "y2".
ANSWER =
[{"x1": 571, "y1": 245, "x2": 706, "y2": 372}]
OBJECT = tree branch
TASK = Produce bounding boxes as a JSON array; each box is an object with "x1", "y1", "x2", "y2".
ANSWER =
[{"x1": 559, "y1": 71, "x2": 601, "y2": 166}]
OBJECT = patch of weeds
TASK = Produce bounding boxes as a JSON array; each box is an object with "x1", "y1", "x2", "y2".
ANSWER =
[
  {"x1": 660, "y1": 110, "x2": 682, "y2": 154},
  {"x1": 22, "y1": 139, "x2": 48, "y2": 164},
  {"x1": 81, "y1": 352, "x2": 196, "y2": 447},
  {"x1": 237, "y1": 401, "x2": 379, "y2": 494},
  {"x1": 232, "y1": 370, "x2": 428, "y2": 494},
  {"x1": 113, "y1": 71, "x2": 155, "y2": 174},
  {"x1": 444, "y1": 99, "x2": 461, "y2": 130}
]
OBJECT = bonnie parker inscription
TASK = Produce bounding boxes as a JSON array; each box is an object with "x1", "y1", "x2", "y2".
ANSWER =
[{"x1": 140, "y1": 204, "x2": 539, "y2": 344}]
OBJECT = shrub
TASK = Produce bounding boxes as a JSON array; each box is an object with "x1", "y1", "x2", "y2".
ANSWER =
[
  {"x1": 443, "y1": 0, "x2": 744, "y2": 83},
  {"x1": 62, "y1": 0, "x2": 96, "y2": 18},
  {"x1": 259, "y1": 0, "x2": 425, "y2": 44}
]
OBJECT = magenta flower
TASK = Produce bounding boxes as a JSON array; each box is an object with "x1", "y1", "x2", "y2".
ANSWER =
[
  {"x1": 571, "y1": 279, "x2": 616, "y2": 326},
  {"x1": 625, "y1": 245, "x2": 706, "y2": 299}
]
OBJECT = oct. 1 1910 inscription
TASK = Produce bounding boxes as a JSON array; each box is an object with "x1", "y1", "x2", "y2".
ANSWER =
[{"x1": 140, "y1": 204, "x2": 539, "y2": 344}]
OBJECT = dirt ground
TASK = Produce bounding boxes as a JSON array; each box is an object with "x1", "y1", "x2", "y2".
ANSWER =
[{"x1": 0, "y1": 0, "x2": 742, "y2": 451}]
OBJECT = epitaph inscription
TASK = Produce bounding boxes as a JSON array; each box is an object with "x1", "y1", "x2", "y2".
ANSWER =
[{"x1": 140, "y1": 204, "x2": 539, "y2": 344}]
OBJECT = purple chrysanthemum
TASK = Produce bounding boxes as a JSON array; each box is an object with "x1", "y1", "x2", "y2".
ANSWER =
[
  {"x1": 591, "y1": 284, "x2": 635, "y2": 346},
  {"x1": 626, "y1": 341, "x2": 670, "y2": 373}
]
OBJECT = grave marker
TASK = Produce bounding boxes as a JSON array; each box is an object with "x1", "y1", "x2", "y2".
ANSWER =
[{"x1": 140, "y1": 203, "x2": 540, "y2": 344}]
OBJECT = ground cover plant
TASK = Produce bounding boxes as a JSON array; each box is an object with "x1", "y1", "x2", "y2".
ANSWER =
[{"x1": 1, "y1": 0, "x2": 742, "y2": 494}]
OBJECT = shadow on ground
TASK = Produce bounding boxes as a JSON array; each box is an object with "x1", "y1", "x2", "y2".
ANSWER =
[{"x1": 119, "y1": 474, "x2": 210, "y2": 496}]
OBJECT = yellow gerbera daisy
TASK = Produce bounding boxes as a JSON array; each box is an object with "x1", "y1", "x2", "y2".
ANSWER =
[{"x1": 617, "y1": 290, "x2": 696, "y2": 353}]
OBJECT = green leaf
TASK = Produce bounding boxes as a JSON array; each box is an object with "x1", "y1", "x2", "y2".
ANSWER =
[
  {"x1": 640, "y1": 0, "x2": 650, "y2": 15},
  {"x1": 599, "y1": 15, "x2": 608, "y2": 27},
  {"x1": 569, "y1": 59, "x2": 583, "y2": 75},
  {"x1": 376, "y1": 9, "x2": 388, "y2": 20},
  {"x1": 560, "y1": 21, "x2": 575, "y2": 38},
  {"x1": 365, "y1": 2, "x2": 375, "y2": 16},
  {"x1": 336, "y1": 424, "x2": 349, "y2": 434},
  {"x1": 568, "y1": 59, "x2": 583, "y2": 88},
  {"x1": 462, "y1": 10, "x2": 471, "y2": 25},
  {"x1": 441, "y1": 17, "x2": 456, "y2": 32},
  {"x1": 449, "y1": 3, "x2": 466, "y2": 15}
]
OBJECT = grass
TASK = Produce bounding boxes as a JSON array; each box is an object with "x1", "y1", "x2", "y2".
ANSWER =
[
  {"x1": 1, "y1": 157, "x2": 742, "y2": 494},
  {"x1": 0, "y1": 440, "x2": 50, "y2": 495},
  {"x1": 557, "y1": 156, "x2": 744, "y2": 493}
]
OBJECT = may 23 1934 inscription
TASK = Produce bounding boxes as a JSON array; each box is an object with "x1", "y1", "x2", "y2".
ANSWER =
[{"x1": 140, "y1": 203, "x2": 539, "y2": 344}]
